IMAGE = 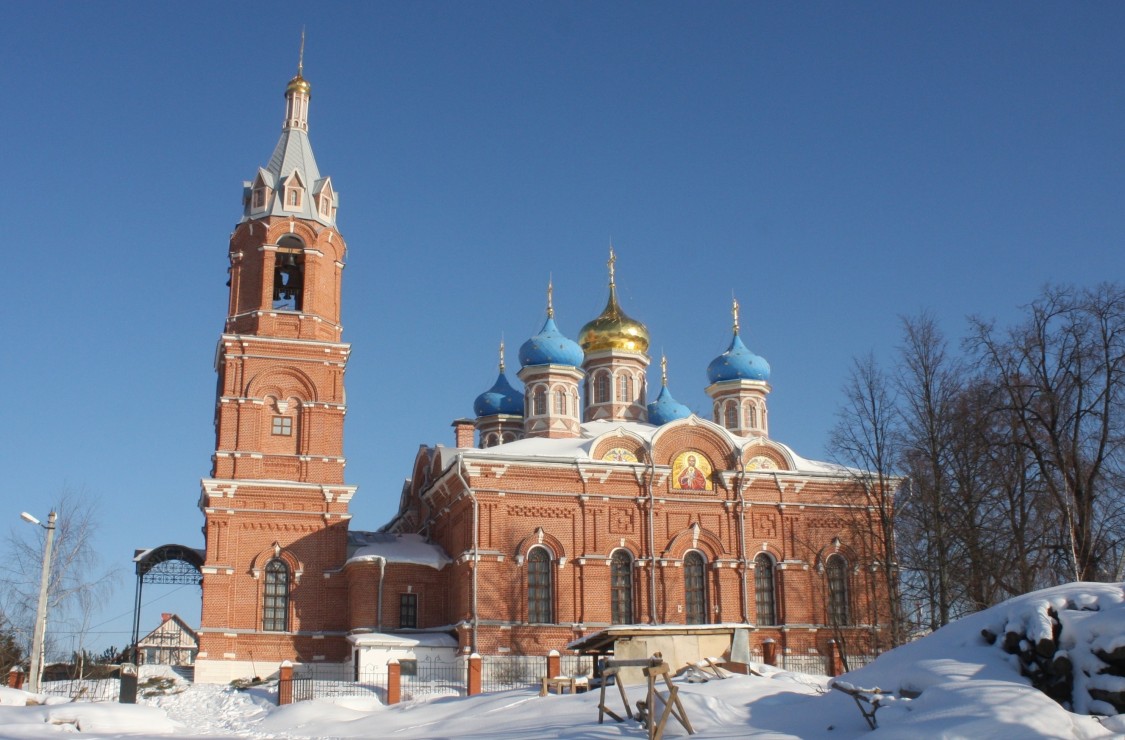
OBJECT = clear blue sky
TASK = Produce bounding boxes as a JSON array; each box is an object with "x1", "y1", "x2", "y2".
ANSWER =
[{"x1": 3, "y1": 2, "x2": 1122, "y2": 654}]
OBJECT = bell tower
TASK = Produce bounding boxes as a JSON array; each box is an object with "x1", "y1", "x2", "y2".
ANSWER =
[{"x1": 196, "y1": 50, "x2": 357, "y2": 684}]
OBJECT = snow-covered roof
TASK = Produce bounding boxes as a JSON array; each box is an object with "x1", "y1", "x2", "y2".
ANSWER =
[
  {"x1": 346, "y1": 631, "x2": 459, "y2": 649},
  {"x1": 346, "y1": 532, "x2": 451, "y2": 570},
  {"x1": 437, "y1": 417, "x2": 847, "y2": 476}
]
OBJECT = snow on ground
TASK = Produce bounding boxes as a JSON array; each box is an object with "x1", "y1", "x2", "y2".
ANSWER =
[{"x1": 2, "y1": 583, "x2": 1125, "y2": 738}]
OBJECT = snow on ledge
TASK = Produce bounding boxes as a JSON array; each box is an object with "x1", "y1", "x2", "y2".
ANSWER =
[{"x1": 346, "y1": 532, "x2": 451, "y2": 570}]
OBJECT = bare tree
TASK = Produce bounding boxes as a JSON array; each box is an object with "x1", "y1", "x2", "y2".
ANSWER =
[
  {"x1": 829, "y1": 353, "x2": 907, "y2": 649},
  {"x1": 968, "y1": 284, "x2": 1125, "y2": 581},
  {"x1": 1, "y1": 492, "x2": 118, "y2": 669}
]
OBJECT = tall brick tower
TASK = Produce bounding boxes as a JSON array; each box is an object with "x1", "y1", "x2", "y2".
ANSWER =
[{"x1": 195, "y1": 54, "x2": 357, "y2": 684}]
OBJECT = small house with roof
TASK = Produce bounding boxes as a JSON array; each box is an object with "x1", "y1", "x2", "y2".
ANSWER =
[{"x1": 138, "y1": 613, "x2": 198, "y2": 667}]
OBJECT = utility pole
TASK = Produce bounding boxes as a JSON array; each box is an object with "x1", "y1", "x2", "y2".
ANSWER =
[{"x1": 21, "y1": 511, "x2": 57, "y2": 694}]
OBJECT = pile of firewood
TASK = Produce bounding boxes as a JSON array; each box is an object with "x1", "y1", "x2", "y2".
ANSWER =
[{"x1": 981, "y1": 599, "x2": 1125, "y2": 715}]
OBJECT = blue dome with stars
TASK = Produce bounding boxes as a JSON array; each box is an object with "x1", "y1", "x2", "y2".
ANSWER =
[
  {"x1": 519, "y1": 317, "x2": 584, "y2": 368},
  {"x1": 647, "y1": 385, "x2": 692, "y2": 425},
  {"x1": 707, "y1": 333, "x2": 771, "y2": 383},
  {"x1": 473, "y1": 371, "x2": 524, "y2": 417}
]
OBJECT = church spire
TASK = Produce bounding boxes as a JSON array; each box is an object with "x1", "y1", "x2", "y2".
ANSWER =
[{"x1": 284, "y1": 30, "x2": 311, "y2": 132}]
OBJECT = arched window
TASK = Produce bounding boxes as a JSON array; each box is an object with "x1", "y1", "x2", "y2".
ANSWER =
[
  {"x1": 554, "y1": 388, "x2": 567, "y2": 415},
  {"x1": 533, "y1": 388, "x2": 547, "y2": 416},
  {"x1": 484, "y1": 433, "x2": 499, "y2": 448},
  {"x1": 684, "y1": 551, "x2": 707, "y2": 625},
  {"x1": 745, "y1": 404, "x2": 757, "y2": 430},
  {"x1": 527, "y1": 547, "x2": 553, "y2": 623},
  {"x1": 754, "y1": 553, "x2": 776, "y2": 625},
  {"x1": 826, "y1": 554, "x2": 849, "y2": 626},
  {"x1": 594, "y1": 373, "x2": 610, "y2": 404},
  {"x1": 263, "y1": 559, "x2": 290, "y2": 632},
  {"x1": 610, "y1": 550, "x2": 634, "y2": 624},
  {"x1": 724, "y1": 401, "x2": 738, "y2": 430},
  {"x1": 618, "y1": 374, "x2": 632, "y2": 402}
]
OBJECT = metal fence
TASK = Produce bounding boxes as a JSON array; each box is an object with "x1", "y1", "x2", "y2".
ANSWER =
[
  {"x1": 781, "y1": 654, "x2": 828, "y2": 675},
  {"x1": 39, "y1": 678, "x2": 121, "y2": 702},
  {"x1": 401, "y1": 657, "x2": 464, "y2": 699},
  {"x1": 286, "y1": 654, "x2": 596, "y2": 704},
  {"x1": 480, "y1": 654, "x2": 545, "y2": 693},
  {"x1": 291, "y1": 665, "x2": 388, "y2": 703}
]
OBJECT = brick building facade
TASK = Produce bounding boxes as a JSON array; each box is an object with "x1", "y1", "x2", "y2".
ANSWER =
[{"x1": 193, "y1": 66, "x2": 893, "y2": 684}]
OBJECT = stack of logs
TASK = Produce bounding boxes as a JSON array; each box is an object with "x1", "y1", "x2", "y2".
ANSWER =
[{"x1": 981, "y1": 604, "x2": 1125, "y2": 714}]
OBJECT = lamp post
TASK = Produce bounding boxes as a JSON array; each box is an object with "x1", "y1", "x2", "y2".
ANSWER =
[{"x1": 21, "y1": 511, "x2": 56, "y2": 695}]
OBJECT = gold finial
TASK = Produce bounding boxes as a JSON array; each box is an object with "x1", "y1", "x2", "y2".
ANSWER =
[
  {"x1": 498, "y1": 339, "x2": 506, "y2": 374},
  {"x1": 607, "y1": 245, "x2": 617, "y2": 286},
  {"x1": 661, "y1": 354, "x2": 669, "y2": 387},
  {"x1": 546, "y1": 278, "x2": 554, "y2": 319},
  {"x1": 732, "y1": 296, "x2": 741, "y2": 335},
  {"x1": 298, "y1": 27, "x2": 306, "y2": 77}
]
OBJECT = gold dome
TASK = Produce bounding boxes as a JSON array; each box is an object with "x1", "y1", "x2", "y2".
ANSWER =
[
  {"x1": 286, "y1": 75, "x2": 311, "y2": 96},
  {"x1": 579, "y1": 284, "x2": 650, "y2": 354}
]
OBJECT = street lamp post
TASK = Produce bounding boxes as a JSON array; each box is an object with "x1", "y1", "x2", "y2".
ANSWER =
[{"x1": 21, "y1": 511, "x2": 57, "y2": 695}]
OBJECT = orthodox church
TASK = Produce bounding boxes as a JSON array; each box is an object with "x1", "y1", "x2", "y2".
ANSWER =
[{"x1": 192, "y1": 64, "x2": 891, "y2": 683}]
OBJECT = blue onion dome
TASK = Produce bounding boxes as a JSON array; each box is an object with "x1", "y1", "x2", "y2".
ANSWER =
[
  {"x1": 707, "y1": 299, "x2": 771, "y2": 383},
  {"x1": 648, "y1": 356, "x2": 692, "y2": 424},
  {"x1": 518, "y1": 283, "x2": 584, "y2": 367},
  {"x1": 473, "y1": 371, "x2": 524, "y2": 417},
  {"x1": 519, "y1": 317, "x2": 584, "y2": 367}
]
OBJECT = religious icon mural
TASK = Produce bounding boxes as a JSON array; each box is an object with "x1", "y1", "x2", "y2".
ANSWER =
[
  {"x1": 672, "y1": 450, "x2": 712, "y2": 491},
  {"x1": 746, "y1": 455, "x2": 778, "y2": 471},
  {"x1": 602, "y1": 448, "x2": 639, "y2": 463}
]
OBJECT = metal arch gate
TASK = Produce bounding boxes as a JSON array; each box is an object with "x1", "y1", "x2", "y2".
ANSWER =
[{"x1": 130, "y1": 544, "x2": 205, "y2": 661}]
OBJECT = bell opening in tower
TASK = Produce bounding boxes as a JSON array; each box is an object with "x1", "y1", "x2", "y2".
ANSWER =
[{"x1": 273, "y1": 236, "x2": 305, "y2": 311}]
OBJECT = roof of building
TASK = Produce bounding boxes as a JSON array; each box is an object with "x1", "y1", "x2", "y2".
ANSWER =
[
  {"x1": 347, "y1": 631, "x2": 459, "y2": 649},
  {"x1": 346, "y1": 532, "x2": 451, "y2": 569},
  {"x1": 240, "y1": 75, "x2": 335, "y2": 227},
  {"x1": 438, "y1": 418, "x2": 845, "y2": 475}
]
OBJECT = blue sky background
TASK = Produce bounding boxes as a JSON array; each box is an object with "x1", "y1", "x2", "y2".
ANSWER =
[{"x1": 3, "y1": 2, "x2": 1122, "y2": 654}]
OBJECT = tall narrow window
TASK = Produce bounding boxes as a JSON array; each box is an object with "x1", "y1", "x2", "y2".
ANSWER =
[
  {"x1": 826, "y1": 555, "x2": 849, "y2": 626},
  {"x1": 400, "y1": 593, "x2": 418, "y2": 629},
  {"x1": 684, "y1": 551, "x2": 707, "y2": 625},
  {"x1": 533, "y1": 388, "x2": 547, "y2": 416},
  {"x1": 618, "y1": 374, "x2": 632, "y2": 402},
  {"x1": 610, "y1": 550, "x2": 634, "y2": 624},
  {"x1": 263, "y1": 559, "x2": 290, "y2": 632},
  {"x1": 595, "y1": 373, "x2": 610, "y2": 404},
  {"x1": 745, "y1": 404, "x2": 757, "y2": 429},
  {"x1": 527, "y1": 547, "x2": 552, "y2": 623},
  {"x1": 554, "y1": 388, "x2": 567, "y2": 415},
  {"x1": 755, "y1": 553, "x2": 777, "y2": 625},
  {"x1": 724, "y1": 402, "x2": 738, "y2": 430}
]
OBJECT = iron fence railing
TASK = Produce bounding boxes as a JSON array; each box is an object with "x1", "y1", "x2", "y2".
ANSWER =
[
  {"x1": 781, "y1": 654, "x2": 828, "y2": 675},
  {"x1": 480, "y1": 654, "x2": 545, "y2": 693},
  {"x1": 290, "y1": 665, "x2": 388, "y2": 702},
  {"x1": 39, "y1": 678, "x2": 121, "y2": 702},
  {"x1": 401, "y1": 657, "x2": 464, "y2": 699}
]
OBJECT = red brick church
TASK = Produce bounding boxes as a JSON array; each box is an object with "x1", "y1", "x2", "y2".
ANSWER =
[{"x1": 193, "y1": 65, "x2": 893, "y2": 683}]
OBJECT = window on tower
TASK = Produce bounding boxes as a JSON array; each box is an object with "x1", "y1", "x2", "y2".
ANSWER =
[
  {"x1": 253, "y1": 188, "x2": 266, "y2": 209},
  {"x1": 594, "y1": 373, "x2": 610, "y2": 404},
  {"x1": 272, "y1": 416, "x2": 293, "y2": 436}
]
